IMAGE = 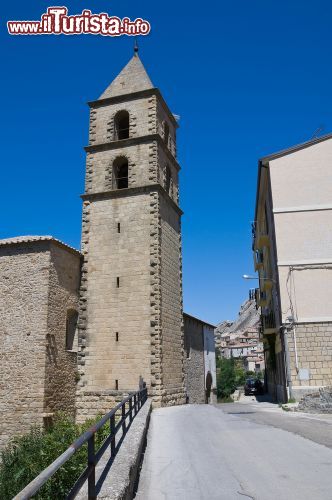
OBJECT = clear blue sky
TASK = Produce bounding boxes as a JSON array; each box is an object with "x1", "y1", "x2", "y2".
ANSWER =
[{"x1": 1, "y1": 1, "x2": 332, "y2": 324}]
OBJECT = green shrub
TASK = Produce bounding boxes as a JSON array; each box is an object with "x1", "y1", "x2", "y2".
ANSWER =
[
  {"x1": 217, "y1": 357, "x2": 237, "y2": 399},
  {"x1": 0, "y1": 413, "x2": 109, "y2": 499}
]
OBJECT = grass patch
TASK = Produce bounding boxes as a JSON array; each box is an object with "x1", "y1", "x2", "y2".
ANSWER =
[{"x1": 218, "y1": 396, "x2": 234, "y2": 404}]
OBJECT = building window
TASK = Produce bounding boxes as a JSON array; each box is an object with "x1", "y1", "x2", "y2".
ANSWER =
[
  {"x1": 117, "y1": 222, "x2": 121, "y2": 233},
  {"x1": 164, "y1": 121, "x2": 169, "y2": 146},
  {"x1": 116, "y1": 277, "x2": 120, "y2": 287},
  {"x1": 113, "y1": 157, "x2": 128, "y2": 189},
  {"x1": 116, "y1": 332, "x2": 119, "y2": 342},
  {"x1": 66, "y1": 309, "x2": 78, "y2": 351},
  {"x1": 165, "y1": 165, "x2": 172, "y2": 195},
  {"x1": 114, "y1": 110, "x2": 129, "y2": 140},
  {"x1": 115, "y1": 379, "x2": 119, "y2": 390}
]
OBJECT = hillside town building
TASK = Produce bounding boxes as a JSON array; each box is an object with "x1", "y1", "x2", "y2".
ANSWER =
[
  {"x1": 253, "y1": 134, "x2": 332, "y2": 401},
  {"x1": 215, "y1": 299, "x2": 265, "y2": 373},
  {"x1": 0, "y1": 51, "x2": 216, "y2": 449}
]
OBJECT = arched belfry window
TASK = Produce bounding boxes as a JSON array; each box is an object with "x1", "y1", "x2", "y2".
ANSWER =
[
  {"x1": 164, "y1": 121, "x2": 169, "y2": 146},
  {"x1": 114, "y1": 110, "x2": 129, "y2": 140},
  {"x1": 165, "y1": 164, "x2": 172, "y2": 195},
  {"x1": 66, "y1": 309, "x2": 78, "y2": 351},
  {"x1": 113, "y1": 157, "x2": 128, "y2": 189}
]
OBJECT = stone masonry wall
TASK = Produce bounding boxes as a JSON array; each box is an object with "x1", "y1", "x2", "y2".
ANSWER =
[
  {"x1": 0, "y1": 244, "x2": 50, "y2": 449},
  {"x1": 89, "y1": 97, "x2": 155, "y2": 146},
  {"x1": 157, "y1": 145, "x2": 179, "y2": 203},
  {"x1": 183, "y1": 316, "x2": 205, "y2": 404},
  {"x1": 86, "y1": 143, "x2": 154, "y2": 194},
  {"x1": 44, "y1": 244, "x2": 81, "y2": 418},
  {"x1": 77, "y1": 193, "x2": 152, "y2": 400},
  {"x1": 287, "y1": 322, "x2": 332, "y2": 390},
  {"x1": 159, "y1": 194, "x2": 186, "y2": 406},
  {"x1": 76, "y1": 390, "x2": 130, "y2": 424}
]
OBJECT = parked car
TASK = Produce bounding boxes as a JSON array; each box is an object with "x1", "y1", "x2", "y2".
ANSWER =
[{"x1": 244, "y1": 378, "x2": 264, "y2": 396}]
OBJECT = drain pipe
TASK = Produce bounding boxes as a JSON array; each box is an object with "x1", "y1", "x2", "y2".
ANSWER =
[
  {"x1": 292, "y1": 323, "x2": 299, "y2": 374},
  {"x1": 282, "y1": 325, "x2": 294, "y2": 401}
]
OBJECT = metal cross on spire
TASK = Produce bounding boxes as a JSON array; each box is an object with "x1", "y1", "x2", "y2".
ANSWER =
[{"x1": 134, "y1": 37, "x2": 139, "y2": 55}]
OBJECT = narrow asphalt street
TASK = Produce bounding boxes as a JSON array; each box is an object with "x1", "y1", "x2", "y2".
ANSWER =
[{"x1": 135, "y1": 400, "x2": 332, "y2": 500}]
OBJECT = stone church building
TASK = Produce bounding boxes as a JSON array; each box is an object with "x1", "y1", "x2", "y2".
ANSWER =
[{"x1": 0, "y1": 52, "x2": 216, "y2": 448}]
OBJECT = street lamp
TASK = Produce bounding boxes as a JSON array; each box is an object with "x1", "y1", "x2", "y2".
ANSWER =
[{"x1": 242, "y1": 274, "x2": 276, "y2": 283}]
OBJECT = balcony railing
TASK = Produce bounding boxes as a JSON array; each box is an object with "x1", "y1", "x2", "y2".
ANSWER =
[
  {"x1": 263, "y1": 310, "x2": 276, "y2": 331},
  {"x1": 251, "y1": 222, "x2": 256, "y2": 250}
]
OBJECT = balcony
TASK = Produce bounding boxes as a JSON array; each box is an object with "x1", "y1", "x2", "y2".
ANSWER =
[
  {"x1": 262, "y1": 309, "x2": 277, "y2": 334},
  {"x1": 254, "y1": 249, "x2": 264, "y2": 270},
  {"x1": 251, "y1": 222, "x2": 256, "y2": 251},
  {"x1": 257, "y1": 233, "x2": 270, "y2": 248},
  {"x1": 252, "y1": 288, "x2": 268, "y2": 308}
]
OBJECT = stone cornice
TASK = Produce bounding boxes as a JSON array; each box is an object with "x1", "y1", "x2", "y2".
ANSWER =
[
  {"x1": 88, "y1": 88, "x2": 178, "y2": 129},
  {"x1": 81, "y1": 184, "x2": 183, "y2": 216},
  {"x1": 84, "y1": 134, "x2": 180, "y2": 172}
]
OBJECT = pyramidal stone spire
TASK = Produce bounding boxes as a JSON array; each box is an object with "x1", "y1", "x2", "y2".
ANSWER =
[{"x1": 99, "y1": 54, "x2": 154, "y2": 99}]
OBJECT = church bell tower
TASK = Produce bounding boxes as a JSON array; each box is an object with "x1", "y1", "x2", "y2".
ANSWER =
[{"x1": 77, "y1": 50, "x2": 186, "y2": 410}]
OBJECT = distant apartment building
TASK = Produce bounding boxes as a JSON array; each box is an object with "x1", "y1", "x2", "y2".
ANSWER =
[{"x1": 253, "y1": 134, "x2": 332, "y2": 402}]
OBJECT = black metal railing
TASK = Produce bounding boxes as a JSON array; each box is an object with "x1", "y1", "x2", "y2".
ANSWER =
[
  {"x1": 263, "y1": 310, "x2": 276, "y2": 330},
  {"x1": 14, "y1": 388, "x2": 148, "y2": 500},
  {"x1": 251, "y1": 221, "x2": 256, "y2": 250}
]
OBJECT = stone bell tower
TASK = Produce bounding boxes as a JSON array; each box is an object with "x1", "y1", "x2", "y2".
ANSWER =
[{"x1": 76, "y1": 49, "x2": 186, "y2": 412}]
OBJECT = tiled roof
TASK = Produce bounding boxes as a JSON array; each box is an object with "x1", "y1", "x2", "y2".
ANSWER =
[{"x1": 0, "y1": 235, "x2": 81, "y2": 255}]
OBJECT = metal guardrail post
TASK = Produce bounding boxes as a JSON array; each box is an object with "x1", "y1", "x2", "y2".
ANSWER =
[
  {"x1": 134, "y1": 393, "x2": 137, "y2": 415},
  {"x1": 110, "y1": 414, "x2": 115, "y2": 457},
  {"x1": 87, "y1": 434, "x2": 96, "y2": 500},
  {"x1": 129, "y1": 396, "x2": 133, "y2": 423},
  {"x1": 122, "y1": 403, "x2": 126, "y2": 434}
]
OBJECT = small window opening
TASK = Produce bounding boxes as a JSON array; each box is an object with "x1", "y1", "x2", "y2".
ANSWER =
[
  {"x1": 165, "y1": 165, "x2": 172, "y2": 195},
  {"x1": 117, "y1": 222, "x2": 121, "y2": 233},
  {"x1": 114, "y1": 110, "x2": 129, "y2": 140},
  {"x1": 113, "y1": 157, "x2": 128, "y2": 190},
  {"x1": 116, "y1": 277, "x2": 120, "y2": 288},
  {"x1": 116, "y1": 332, "x2": 119, "y2": 342},
  {"x1": 164, "y1": 121, "x2": 169, "y2": 146},
  {"x1": 66, "y1": 309, "x2": 78, "y2": 351},
  {"x1": 115, "y1": 379, "x2": 119, "y2": 390}
]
